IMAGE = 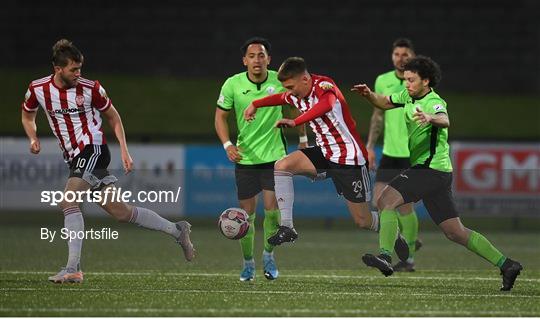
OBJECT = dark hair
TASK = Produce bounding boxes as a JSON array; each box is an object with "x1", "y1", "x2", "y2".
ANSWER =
[
  {"x1": 404, "y1": 55, "x2": 442, "y2": 87},
  {"x1": 277, "y1": 57, "x2": 307, "y2": 81},
  {"x1": 52, "y1": 39, "x2": 83, "y2": 67},
  {"x1": 240, "y1": 37, "x2": 271, "y2": 56},
  {"x1": 392, "y1": 37, "x2": 415, "y2": 52}
]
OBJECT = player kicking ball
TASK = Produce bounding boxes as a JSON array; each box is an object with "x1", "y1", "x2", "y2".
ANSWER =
[
  {"x1": 352, "y1": 55, "x2": 522, "y2": 291},
  {"x1": 244, "y1": 57, "x2": 410, "y2": 263},
  {"x1": 21, "y1": 39, "x2": 195, "y2": 284}
]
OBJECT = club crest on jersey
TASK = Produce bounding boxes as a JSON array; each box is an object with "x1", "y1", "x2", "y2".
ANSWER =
[
  {"x1": 318, "y1": 81, "x2": 334, "y2": 91},
  {"x1": 266, "y1": 86, "x2": 275, "y2": 95},
  {"x1": 75, "y1": 95, "x2": 85, "y2": 107}
]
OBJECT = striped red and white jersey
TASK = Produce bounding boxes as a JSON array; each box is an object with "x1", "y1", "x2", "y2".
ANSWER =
[
  {"x1": 284, "y1": 74, "x2": 368, "y2": 166},
  {"x1": 22, "y1": 75, "x2": 112, "y2": 162}
]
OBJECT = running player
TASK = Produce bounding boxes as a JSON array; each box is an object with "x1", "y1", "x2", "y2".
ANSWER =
[
  {"x1": 21, "y1": 39, "x2": 195, "y2": 284},
  {"x1": 353, "y1": 56, "x2": 523, "y2": 291},
  {"x1": 367, "y1": 38, "x2": 421, "y2": 271},
  {"x1": 244, "y1": 57, "x2": 409, "y2": 262},
  {"x1": 215, "y1": 37, "x2": 307, "y2": 281}
]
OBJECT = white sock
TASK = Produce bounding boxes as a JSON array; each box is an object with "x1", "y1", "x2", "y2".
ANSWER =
[
  {"x1": 370, "y1": 210, "x2": 379, "y2": 232},
  {"x1": 129, "y1": 207, "x2": 180, "y2": 238},
  {"x1": 274, "y1": 170, "x2": 294, "y2": 228},
  {"x1": 63, "y1": 207, "x2": 84, "y2": 271}
]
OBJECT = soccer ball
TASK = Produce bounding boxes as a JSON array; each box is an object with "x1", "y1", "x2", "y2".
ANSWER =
[{"x1": 218, "y1": 208, "x2": 250, "y2": 240}]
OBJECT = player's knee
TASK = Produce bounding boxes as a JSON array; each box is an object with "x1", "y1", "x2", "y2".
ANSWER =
[
  {"x1": 377, "y1": 196, "x2": 396, "y2": 211},
  {"x1": 274, "y1": 158, "x2": 291, "y2": 172}
]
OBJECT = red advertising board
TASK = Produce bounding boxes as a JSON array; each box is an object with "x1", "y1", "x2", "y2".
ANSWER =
[{"x1": 452, "y1": 143, "x2": 539, "y2": 197}]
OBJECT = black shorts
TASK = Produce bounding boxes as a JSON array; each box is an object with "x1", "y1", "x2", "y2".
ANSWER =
[
  {"x1": 375, "y1": 154, "x2": 410, "y2": 183},
  {"x1": 235, "y1": 162, "x2": 276, "y2": 200},
  {"x1": 301, "y1": 146, "x2": 371, "y2": 203},
  {"x1": 68, "y1": 144, "x2": 117, "y2": 190},
  {"x1": 389, "y1": 165, "x2": 459, "y2": 225}
]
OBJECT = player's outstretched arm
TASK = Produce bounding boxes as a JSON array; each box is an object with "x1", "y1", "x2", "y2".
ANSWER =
[
  {"x1": 102, "y1": 105, "x2": 133, "y2": 174},
  {"x1": 244, "y1": 93, "x2": 288, "y2": 122},
  {"x1": 21, "y1": 110, "x2": 40, "y2": 154},
  {"x1": 351, "y1": 84, "x2": 395, "y2": 110}
]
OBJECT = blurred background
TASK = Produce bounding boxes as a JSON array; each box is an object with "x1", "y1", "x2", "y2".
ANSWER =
[{"x1": 1, "y1": 0, "x2": 539, "y2": 230}]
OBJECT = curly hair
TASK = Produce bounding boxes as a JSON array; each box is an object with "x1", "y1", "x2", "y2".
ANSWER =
[{"x1": 404, "y1": 55, "x2": 442, "y2": 87}]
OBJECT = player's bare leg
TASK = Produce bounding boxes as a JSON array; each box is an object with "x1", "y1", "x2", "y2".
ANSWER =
[
  {"x1": 238, "y1": 196, "x2": 257, "y2": 281},
  {"x1": 49, "y1": 177, "x2": 90, "y2": 283},
  {"x1": 99, "y1": 184, "x2": 194, "y2": 261},
  {"x1": 269, "y1": 150, "x2": 317, "y2": 245}
]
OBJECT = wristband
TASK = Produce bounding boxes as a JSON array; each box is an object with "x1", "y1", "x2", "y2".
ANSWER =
[
  {"x1": 299, "y1": 135, "x2": 308, "y2": 143},
  {"x1": 223, "y1": 141, "x2": 233, "y2": 150}
]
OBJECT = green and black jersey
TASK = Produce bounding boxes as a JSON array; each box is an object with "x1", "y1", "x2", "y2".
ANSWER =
[
  {"x1": 390, "y1": 89, "x2": 452, "y2": 172},
  {"x1": 217, "y1": 70, "x2": 287, "y2": 165},
  {"x1": 374, "y1": 71, "x2": 409, "y2": 158}
]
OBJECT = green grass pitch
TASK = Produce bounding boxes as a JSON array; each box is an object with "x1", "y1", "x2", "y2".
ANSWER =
[{"x1": 1, "y1": 215, "x2": 539, "y2": 316}]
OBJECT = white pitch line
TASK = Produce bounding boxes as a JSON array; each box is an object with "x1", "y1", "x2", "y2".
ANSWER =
[
  {"x1": 1, "y1": 287, "x2": 538, "y2": 299},
  {"x1": 0, "y1": 307, "x2": 537, "y2": 316},
  {"x1": 1, "y1": 270, "x2": 539, "y2": 283}
]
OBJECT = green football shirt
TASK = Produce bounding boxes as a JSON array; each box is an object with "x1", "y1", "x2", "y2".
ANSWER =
[
  {"x1": 374, "y1": 70, "x2": 409, "y2": 158},
  {"x1": 390, "y1": 88, "x2": 452, "y2": 172},
  {"x1": 217, "y1": 70, "x2": 287, "y2": 165}
]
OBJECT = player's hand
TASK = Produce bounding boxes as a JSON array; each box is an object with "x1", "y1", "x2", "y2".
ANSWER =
[
  {"x1": 244, "y1": 103, "x2": 257, "y2": 122},
  {"x1": 121, "y1": 150, "x2": 133, "y2": 174},
  {"x1": 298, "y1": 141, "x2": 308, "y2": 150},
  {"x1": 29, "y1": 139, "x2": 40, "y2": 154},
  {"x1": 367, "y1": 147, "x2": 377, "y2": 170},
  {"x1": 275, "y1": 119, "x2": 296, "y2": 128},
  {"x1": 225, "y1": 145, "x2": 242, "y2": 163},
  {"x1": 351, "y1": 84, "x2": 372, "y2": 97},
  {"x1": 413, "y1": 106, "x2": 432, "y2": 126}
]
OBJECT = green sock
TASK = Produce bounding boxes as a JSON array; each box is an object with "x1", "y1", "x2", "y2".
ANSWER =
[
  {"x1": 240, "y1": 213, "x2": 256, "y2": 260},
  {"x1": 466, "y1": 231, "x2": 506, "y2": 267},
  {"x1": 379, "y1": 209, "x2": 399, "y2": 256},
  {"x1": 263, "y1": 209, "x2": 280, "y2": 253},
  {"x1": 397, "y1": 211, "x2": 419, "y2": 259}
]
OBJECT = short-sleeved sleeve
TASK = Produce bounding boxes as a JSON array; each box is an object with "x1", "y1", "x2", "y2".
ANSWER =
[
  {"x1": 389, "y1": 88, "x2": 409, "y2": 107},
  {"x1": 425, "y1": 98, "x2": 448, "y2": 115},
  {"x1": 92, "y1": 81, "x2": 112, "y2": 112},
  {"x1": 217, "y1": 78, "x2": 234, "y2": 111},
  {"x1": 22, "y1": 85, "x2": 39, "y2": 112}
]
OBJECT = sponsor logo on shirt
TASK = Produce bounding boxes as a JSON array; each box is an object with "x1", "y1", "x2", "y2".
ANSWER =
[
  {"x1": 318, "y1": 81, "x2": 334, "y2": 90},
  {"x1": 433, "y1": 104, "x2": 445, "y2": 112},
  {"x1": 48, "y1": 107, "x2": 85, "y2": 115},
  {"x1": 217, "y1": 94, "x2": 225, "y2": 105}
]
